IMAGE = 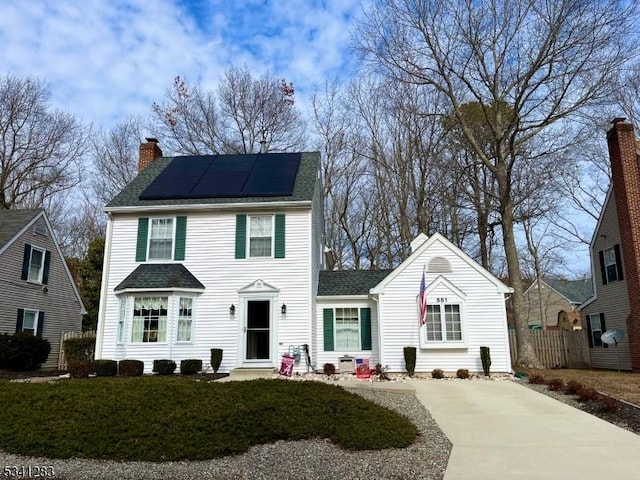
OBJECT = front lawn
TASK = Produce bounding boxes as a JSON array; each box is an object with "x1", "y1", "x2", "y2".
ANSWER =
[{"x1": 0, "y1": 377, "x2": 417, "y2": 462}]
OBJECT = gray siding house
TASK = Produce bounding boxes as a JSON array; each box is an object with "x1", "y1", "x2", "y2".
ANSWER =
[
  {"x1": 0, "y1": 209, "x2": 85, "y2": 369},
  {"x1": 524, "y1": 277, "x2": 592, "y2": 330}
]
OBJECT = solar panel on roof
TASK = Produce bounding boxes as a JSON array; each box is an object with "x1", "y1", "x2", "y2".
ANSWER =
[{"x1": 139, "y1": 153, "x2": 302, "y2": 200}]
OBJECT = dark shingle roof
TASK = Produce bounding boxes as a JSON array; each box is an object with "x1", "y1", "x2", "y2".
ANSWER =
[
  {"x1": 545, "y1": 277, "x2": 593, "y2": 305},
  {"x1": 318, "y1": 270, "x2": 394, "y2": 296},
  {"x1": 114, "y1": 264, "x2": 205, "y2": 291},
  {"x1": 0, "y1": 209, "x2": 42, "y2": 249},
  {"x1": 106, "y1": 152, "x2": 320, "y2": 209}
]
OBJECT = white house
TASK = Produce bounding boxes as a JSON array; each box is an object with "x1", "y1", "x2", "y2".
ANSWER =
[{"x1": 95, "y1": 140, "x2": 513, "y2": 374}]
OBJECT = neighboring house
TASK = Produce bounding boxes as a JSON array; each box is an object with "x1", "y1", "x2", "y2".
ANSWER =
[
  {"x1": 523, "y1": 277, "x2": 592, "y2": 330},
  {"x1": 580, "y1": 119, "x2": 640, "y2": 370},
  {"x1": 95, "y1": 139, "x2": 513, "y2": 374},
  {"x1": 0, "y1": 209, "x2": 85, "y2": 368}
]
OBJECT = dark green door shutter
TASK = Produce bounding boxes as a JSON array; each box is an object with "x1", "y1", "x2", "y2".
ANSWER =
[
  {"x1": 323, "y1": 308, "x2": 334, "y2": 351},
  {"x1": 174, "y1": 216, "x2": 187, "y2": 261},
  {"x1": 235, "y1": 214, "x2": 247, "y2": 259},
  {"x1": 136, "y1": 218, "x2": 149, "y2": 262},
  {"x1": 360, "y1": 307, "x2": 372, "y2": 350},
  {"x1": 274, "y1": 214, "x2": 285, "y2": 258}
]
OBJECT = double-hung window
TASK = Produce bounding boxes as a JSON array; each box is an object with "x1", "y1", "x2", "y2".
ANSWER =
[
  {"x1": 335, "y1": 308, "x2": 360, "y2": 350},
  {"x1": 131, "y1": 296, "x2": 168, "y2": 343},
  {"x1": 249, "y1": 215, "x2": 273, "y2": 257},
  {"x1": 21, "y1": 309, "x2": 39, "y2": 335},
  {"x1": 177, "y1": 297, "x2": 193, "y2": 342},
  {"x1": 149, "y1": 218, "x2": 174, "y2": 260},
  {"x1": 423, "y1": 303, "x2": 463, "y2": 344},
  {"x1": 136, "y1": 216, "x2": 187, "y2": 262},
  {"x1": 21, "y1": 244, "x2": 50, "y2": 284},
  {"x1": 599, "y1": 245, "x2": 623, "y2": 285},
  {"x1": 587, "y1": 313, "x2": 606, "y2": 348}
]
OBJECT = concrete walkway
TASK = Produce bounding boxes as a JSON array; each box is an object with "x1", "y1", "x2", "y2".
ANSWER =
[{"x1": 411, "y1": 379, "x2": 640, "y2": 480}]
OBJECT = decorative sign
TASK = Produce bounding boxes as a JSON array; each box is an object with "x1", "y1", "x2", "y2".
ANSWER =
[
  {"x1": 279, "y1": 354, "x2": 295, "y2": 377},
  {"x1": 355, "y1": 358, "x2": 371, "y2": 379}
]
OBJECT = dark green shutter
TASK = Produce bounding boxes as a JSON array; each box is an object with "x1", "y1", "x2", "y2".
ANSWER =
[
  {"x1": 274, "y1": 214, "x2": 285, "y2": 258},
  {"x1": 16, "y1": 309, "x2": 24, "y2": 333},
  {"x1": 323, "y1": 308, "x2": 334, "y2": 351},
  {"x1": 42, "y1": 251, "x2": 51, "y2": 285},
  {"x1": 21, "y1": 244, "x2": 31, "y2": 280},
  {"x1": 174, "y1": 216, "x2": 187, "y2": 261},
  {"x1": 235, "y1": 214, "x2": 246, "y2": 259},
  {"x1": 36, "y1": 311, "x2": 44, "y2": 337},
  {"x1": 136, "y1": 218, "x2": 149, "y2": 262},
  {"x1": 360, "y1": 307, "x2": 372, "y2": 351}
]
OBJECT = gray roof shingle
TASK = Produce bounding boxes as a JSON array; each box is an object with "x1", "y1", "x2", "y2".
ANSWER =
[
  {"x1": 114, "y1": 264, "x2": 205, "y2": 291},
  {"x1": 0, "y1": 209, "x2": 42, "y2": 249},
  {"x1": 544, "y1": 277, "x2": 593, "y2": 305},
  {"x1": 106, "y1": 152, "x2": 320, "y2": 209},
  {"x1": 318, "y1": 270, "x2": 394, "y2": 296}
]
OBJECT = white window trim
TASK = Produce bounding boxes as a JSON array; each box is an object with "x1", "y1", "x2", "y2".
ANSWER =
[
  {"x1": 22, "y1": 308, "x2": 39, "y2": 335},
  {"x1": 333, "y1": 307, "x2": 362, "y2": 352},
  {"x1": 130, "y1": 295, "x2": 169, "y2": 344},
  {"x1": 420, "y1": 298, "x2": 467, "y2": 349},
  {"x1": 147, "y1": 217, "x2": 176, "y2": 261},
  {"x1": 247, "y1": 214, "x2": 275, "y2": 258},
  {"x1": 116, "y1": 297, "x2": 126, "y2": 345},
  {"x1": 603, "y1": 247, "x2": 619, "y2": 283},
  {"x1": 588, "y1": 313, "x2": 603, "y2": 348},
  {"x1": 27, "y1": 245, "x2": 46, "y2": 284},
  {"x1": 176, "y1": 296, "x2": 195, "y2": 343}
]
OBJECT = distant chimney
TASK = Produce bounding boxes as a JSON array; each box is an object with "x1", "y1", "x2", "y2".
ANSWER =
[
  {"x1": 138, "y1": 138, "x2": 163, "y2": 173},
  {"x1": 259, "y1": 139, "x2": 268, "y2": 154},
  {"x1": 607, "y1": 119, "x2": 640, "y2": 368}
]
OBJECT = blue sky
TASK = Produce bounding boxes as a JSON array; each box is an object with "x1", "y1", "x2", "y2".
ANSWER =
[{"x1": 0, "y1": 0, "x2": 364, "y2": 128}]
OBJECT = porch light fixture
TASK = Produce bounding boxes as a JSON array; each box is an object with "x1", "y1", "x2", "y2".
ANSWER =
[
  {"x1": 230, "y1": 304, "x2": 235, "y2": 315},
  {"x1": 281, "y1": 303, "x2": 287, "y2": 315}
]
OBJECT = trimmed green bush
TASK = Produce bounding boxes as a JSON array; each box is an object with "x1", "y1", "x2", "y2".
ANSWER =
[
  {"x1": 180, "y1": 359, "x2": 202, "y2": 375},
  {"x1": 68, "y1": 360, "x2": 93, "y2": 378},
  {"x1": 323, "y1": 363, "x2": 336, "y2": 375},
  {"x1": 64, "y1": 337, "x2": 96, "y2": 362},
  {"x1": 94, "y1": 360, "x2": 118, "y2": 377},
  {"x1": 403, "y1": 346, "x2": 417, "y2": 376},
  {"x1": 119, "y1": 359, "x2": 144, "y2": 377},
  {"x1": 456, "y1": 368, "x2": 470, "y2": 379},
  {"x1": 0, "y1": 333, "x2": 51, "y2": 371},
  {"x1": 480, "y1": 346, "x2": 491, "y2": 376},
  {"x1": 153, "y1": 359, "x2": 176, "y2": 375},
  {"x1": 210, "y1": 348, "x2": 223, "y2": 373},
  {"x1": 431, "y1": 368, "x2": 445, "y2": 379}
]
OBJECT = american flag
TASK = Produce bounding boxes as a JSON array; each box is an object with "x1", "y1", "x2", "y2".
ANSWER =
[{"x1": 419, "y1": 268, "x2": 427, "y2": 327}]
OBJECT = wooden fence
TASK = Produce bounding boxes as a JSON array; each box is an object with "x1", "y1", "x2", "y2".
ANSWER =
[
  {"x1": 508, "y1": 329, "x2": 591, "y2": 369},
  {"x1": 58, "y1": 330, "x2": 96, "y2": 370}
]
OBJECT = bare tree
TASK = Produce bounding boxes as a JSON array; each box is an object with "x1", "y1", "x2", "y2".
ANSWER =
[
  {"x1": 356, "y1": 0, "x2": 639, "y2": 367},
  {"x1": 90, "y1": 116, "x2": 144, "y2": 205},
  {"x1": 0, "y1": 74, "x2": 88, "y2": 210},
  {"x1": 152, "y1": 67, "x2": 307, "y2": 155}
]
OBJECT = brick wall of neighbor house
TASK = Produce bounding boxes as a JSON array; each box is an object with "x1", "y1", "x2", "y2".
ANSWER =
[
  {"x1": 608, "y1": 120, "x2": 640, "y2": 369},
  {"x1": 138, "y1": 138, "x2": 163, "y2": 173}
]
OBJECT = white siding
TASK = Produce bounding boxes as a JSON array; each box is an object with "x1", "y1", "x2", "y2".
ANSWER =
[
  {"x1": 97, "y1": 207, "x2": 314, "y2": 373},
  {"x1": 378, "y1": 238, "x2": 511, "y2": 373},
  {"x1": 310, "y1": 178, "x2": 323, "y2": 364},
  {"x1": 315, "y1": 299, "x2": 379, "y2": 371}
]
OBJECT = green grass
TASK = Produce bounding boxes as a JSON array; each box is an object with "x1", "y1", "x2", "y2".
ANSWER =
[{"x1": 0, "y1": 378, "x2": 417, "y2": 462}]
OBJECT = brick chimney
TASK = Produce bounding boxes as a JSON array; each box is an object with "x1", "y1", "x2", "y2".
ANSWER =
[
  {"x1": 607, "y1": 119, "x2": 640, "y2": 368},
  {"x1": 138, "y1": 138, "x2": 163, "y2": 173}
]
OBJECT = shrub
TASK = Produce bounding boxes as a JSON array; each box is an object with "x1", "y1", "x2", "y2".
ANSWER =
[
  {"x1": 403, "y1": 346, "x2": 417, "y2": 376},
  {"x1": 68, "y1": 360, "x2": 93, "y2": 378},
  {"x1": 119, "y1": 359, "x2": 144, "y2": 377},
  {"x1": 94, "y1": 360, "x2": 118, "y2": 377},
  {"x1": 0, "y1": 333, "x2": 51, "y2": 371},
  {"x1": 153, "y1": 359, "x2": 176, "y2": 375},
  {"x1": 375, "y1": 363, "x2": 390, "y2": 381},
  {"x1": 546, "y1": 378, "x2": 564, "y2": 391},
  {"x1": 564, "y1": 379, "x2": 583, "y2": 395},
  {"x1": 64, "y1": 337, "x2": 95, "y2": 362},
  {"x1": 210, "y1": 348, "x2": 223, "y2": 373},
  {"x1": 323, "y1": 363, "x2": 336, "y2": 375},
  {"x1": 528, "y1": 373, "x2": 546, "y2": 385},
  {"x1": 431, "y1": 368, "x2": 445, "y2": 379},
  {"x1": 456, "y1": 369, "x2": 470, "y2": 379},
  {"x1": 480, "y1": 346, "x2": 491, "y2": 376},
  {"x1": 598, "y1": 395, "x2": 620, "y2": 413},
  {"x1": 180, "y1": 359, "x2": 202, "y2": 375},
  {"x1": 576, "y1": 386, "x2": 599, "y2": 402}
]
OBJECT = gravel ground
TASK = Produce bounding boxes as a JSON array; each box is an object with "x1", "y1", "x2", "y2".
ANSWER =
[{"x1": 0, "y1": 387, "x2": 451, "y2": 480}]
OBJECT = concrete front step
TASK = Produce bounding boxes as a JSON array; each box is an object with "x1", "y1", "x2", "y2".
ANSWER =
[{"x1": 228, "y1": 367, "x2": 275, "y2": 380}]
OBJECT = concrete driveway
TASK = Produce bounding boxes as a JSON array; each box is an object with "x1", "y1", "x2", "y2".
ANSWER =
[{"x1": 412, "y1": 379, "x2": 640, "y2": 480}]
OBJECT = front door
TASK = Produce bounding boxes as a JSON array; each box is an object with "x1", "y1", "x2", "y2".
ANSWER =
[{"x1": 245, "y1": 300, "x2": 271, "y2": 362}]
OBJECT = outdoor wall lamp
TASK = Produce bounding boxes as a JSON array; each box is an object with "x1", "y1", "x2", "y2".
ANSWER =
[
  {"x1": 281, "y1": 303, "x2": 287, "y2": 315},
  {"x1": 230, "y1": 304, "x2": 235, "y2": 315}
]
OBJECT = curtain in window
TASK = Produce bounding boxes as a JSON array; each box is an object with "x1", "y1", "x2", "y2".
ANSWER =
[
  {"x1": 249, "y1": 216, "x2": 272, "y2": 257},
  {"x1": 177, "y1": 297, "x2": 193, "y2": 342},
  {"x1": 132, "y1": 296, "x2": 168, "y2": 342},
  {"x1": 335, "y1": 308, "x2": 359, "y2": 350}
]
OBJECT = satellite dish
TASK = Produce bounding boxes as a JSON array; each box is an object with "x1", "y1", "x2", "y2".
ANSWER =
[{"x1": 601, "y1": 329, "x2": 624, "y2": 345}]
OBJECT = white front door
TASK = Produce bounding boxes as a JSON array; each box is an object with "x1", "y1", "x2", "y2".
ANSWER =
[{"x1": 244, "y1": 300, "x2": 272, "y2": 365}]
